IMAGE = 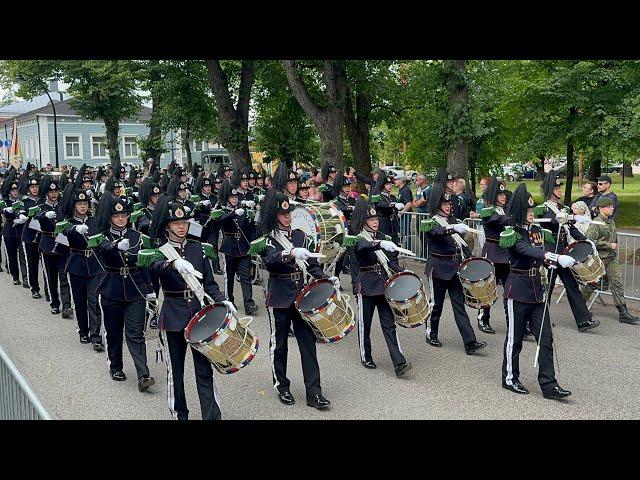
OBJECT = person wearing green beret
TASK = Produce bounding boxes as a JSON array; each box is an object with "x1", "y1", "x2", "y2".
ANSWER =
[{"x1": 582, "y1": 196, "x2": 640, "y2": 324}]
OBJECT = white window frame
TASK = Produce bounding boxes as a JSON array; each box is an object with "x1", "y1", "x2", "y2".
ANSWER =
[
  {"x1": 90, "y1": 134, "x2": 109, "y2": 160},
  {"x1": 122, "y1": 135, "x2": 139, "y2": 159},
  {"x1": 63, "y1": 134, "x2": 83, "y2": 160}
]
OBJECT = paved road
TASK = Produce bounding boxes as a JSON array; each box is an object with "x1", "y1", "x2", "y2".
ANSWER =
[{"x1": 1, "y1": 259, "x2": 639, "y2": 420}]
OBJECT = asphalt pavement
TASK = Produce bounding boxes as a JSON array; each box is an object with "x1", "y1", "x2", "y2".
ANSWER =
[{"x1": 1, "y1": 258, "x2": 639, "y2": 420}]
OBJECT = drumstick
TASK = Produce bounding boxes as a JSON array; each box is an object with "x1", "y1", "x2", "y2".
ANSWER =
[
  {"x1": 394, "y1": 247, "x2": 416, "y2": 256},
  {"x1": 305, "y1": 253, "x2": 326, "y2": 258},
  {"x1": 466, "y1": 228, "x2": 482, "y2": 234}
]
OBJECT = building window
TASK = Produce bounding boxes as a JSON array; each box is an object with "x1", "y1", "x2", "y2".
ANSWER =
[
  {"x1": 64, "y1": 135, "x2": 81, "y2": 159},
  {"x1": 91, "y1": 135, "x2": 108, "y2": 159},
  {"x1": 123, "y1": 136, "x2": 138, "y2": 158}
]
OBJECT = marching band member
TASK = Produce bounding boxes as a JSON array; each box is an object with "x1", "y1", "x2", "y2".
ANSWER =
[
  {"x1": 35, "y1": 176, "x2": 73, "y2": 317},
  {"x1": 297, "y1": 181, "x2": 310, "y2": 202},
  {"x1": 19, "y1": 173, "x2": 43, "y2": 298},
  {"x1": 1, "y1": 168, "x2": 27, "y2": 287},
  {"x1": 350, "y1": 196, "x2": 412, "y2": 377},
  {"x1": 271, "y1": 161, "x2": 297, "y2": 202},
  {"x1": 499, "y1": 183, "x2": 573, "y2": 399},
  {"x1": 422, "y1": 183, "x2": 486, "y2": 354},
  {"x1": 254, "y1": 170, "x2": 267, "y2": 198},
  {"x1": 540, "y1": 171, "x2": 600, "y2": 332},
  {"x1": 332, "y1": 172, "x2": 356, "y2": 282},
  {"x1": 59, "y1": 171, "x2": 104, "y2": 350},
  {"x1": 255, "y1": 191, "x2": 332, "y2": 408},
  {"x1": 148, "y1": 196, "x2": 230, "y2": 420},
  {"x1": 477, "y1": 176, "x2": 510, "y2": 334},
  {"x1": 319, "y1": 160, "x2": 337, "y2": 202},
  {"x1": 95, "y1": 194, "x2": 155, "y2": 390},
  {"x1": 210, "y1": 175, "x2": 224, "y2": 275},
  {"x1": 371, "y1": 171, "x2": 403, "y2": 246},
  {"x1": 218, "y1": 180, "x2": 259, "y2": 315},
  {"x1": 134, "y1": 176, "x2": 161, "y2": 237}
]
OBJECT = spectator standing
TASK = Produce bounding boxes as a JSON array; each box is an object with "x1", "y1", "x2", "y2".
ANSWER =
[
  {"x1": 413, "y1": 174, "x2": 430, "y2": 214},
  {"x1": 575, "y1": 181, "x2": 598, "y2": 217},
  {"x1": 476, "y1": 176, "x2": 490, "y2": 213},
  {"x1": 593, "y1": 175, "x2": 619, "y2": 220},
  {"x1": 395, "y1": 173, "x2": 414, "y2": 250}
]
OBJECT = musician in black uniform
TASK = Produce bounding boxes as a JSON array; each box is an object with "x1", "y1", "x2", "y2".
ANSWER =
[
  {"x1": 297, "y1": 181, "x2": 310, "y2": 202},
  {"x1": 257, "y1": 191, "x2": 331, "y2": 408},
  {"x1": 254, "y1": 171, "x2": 267, "y2": 198},
  {"x1": 19, "y1": 174, "x2": 43, "y2": 298},
  {"x1": 218, "y1": 180, "x2": 258, "y2": 315},
  {"x1": 540, "y1": 171, "x2": 600, "y2": 333},
  {"x1": 499, "y1": 183, "x2": 573, "y2": 399},
  {"x1": 1, "y1": 168, "x2": 27, "y2": 286},
  {"x1": 192, "y1": 175, "x2": 219, "y2": 258},
  {"x1": 210, "y1": 176, "x2": 224, "y2": 275},
  {"x1": 59, "y1": 176, "x2": 104, "y2": 350},
  {"x1": 351, "y1": 196, "x2": 412, "y2": 377},
  {"x1": 332, "y1": 172, "x2": 356, "y2": 281},
  {"x1": 148, "y1": 197, "x2": 230, "y2": 420},
  {"x1": 422, "y1": 183, "x2": 486, "y2": 354},
  {"x1": 94, "y1": 194, "x2": 155, "y2": 390},
  {"x1": 477, "y1": 176, "x2": 511, "y2": 334},
  {"x1": 372, "y1": 172, "x2": 403, "y2": 245},
  {"x1": 35, "y1": 177, "x2": 73, "y2": 317},
  {"x1": 319, "y1": 160, "x2": 337, "y2": 202}
]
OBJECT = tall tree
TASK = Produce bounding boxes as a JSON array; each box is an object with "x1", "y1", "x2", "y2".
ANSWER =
[{"x1": 445, "y1": 60, "x2": 471, "y2": 180}]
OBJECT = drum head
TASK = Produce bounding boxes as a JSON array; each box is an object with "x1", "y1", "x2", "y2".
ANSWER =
[
  {"x1": 386, "y1": 273, "x2": 421, "y2": 301},
  {"x1": 290, "y1": 206, "x2": 319, "y2": 240},
  {"x1": 565, "y1": 241, "x2": 591, "y2": 262},
  {"x1": 186, "y1": 304, "x2": 227, "y2": 343},
  {"x1": 459, "y1": 258, "x2": 492, "y2": 282},
  {"x1": 298, "y1": 280, "x2": 335, "y2": 312}
]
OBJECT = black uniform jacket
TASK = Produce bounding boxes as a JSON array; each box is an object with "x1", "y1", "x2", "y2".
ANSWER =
[
  {"x1": 150, "y1": 240, "x2": 226, "y2": 332},
  {"x1": 424, "y1": 214, "x2": 472, "y2": 281},
  {"x1": 541, "y1": 201, "x2": 586, "y2": 252},
  {"x1": 261, "y1": 229, "x2": 327, "y2": 308},
  {"x1": 36, "y1": 201, "x2": 68, "y2": 255},
  {"x1": 1, "y1": 196, "x2": 23, "y2": 238},
  {"x1": 481, "y1": 210, "x2": 510, "y2": 264},
  {"x1": 335, "y1": 195, "x2": 355, "y2": 221},
  {"x1": 19, "y1": 196, "x2": 41, "y2": 244},
  {"x1": 96, "y1": 228, "x2": 153, "y2": 301},
  {"x1": 504, "y1": 224, "x2": 546, "y2": 304},
  {"x1": 63, "y1": 216, "x2": 103, "y2": 277},
  {"x1": 373, "y1": 191, "x2": 399, "y2": 238},
  {"x1": 219, "y1": 207, "x2": 254, "y2": 257},
  {"x1": 136, "y1": 206, "x2": 154, "y2": 236},
  {"x1": 354, "y1": 230, "x2": 401, "y2": 296}
]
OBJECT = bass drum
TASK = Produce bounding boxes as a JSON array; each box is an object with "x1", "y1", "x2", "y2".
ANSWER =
[{"x1": 290, "y1": 203, "x2": 347, "y2": 265}]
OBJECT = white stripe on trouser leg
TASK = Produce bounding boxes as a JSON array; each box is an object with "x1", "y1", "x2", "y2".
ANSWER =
[
  {"x1": 68, "y1": 275, "x2": 79, "y2": 334},
  {"x1": 426, "y1": 274, "x2": 434, "y2": 338},
  {"x1": 505, "y1": 298, "x2": 515, "y2": 386},
  {"x1": 268, "y1": 307, "x2": 279, "y2": 392},
  {"x1": 21, "y1": 243, "x2": 30, "y2": 288},
  {"x1": 357, "y1": 293, "x2": 366, "y2": 362},
  {"x1": 160, "y1": 330, "x2": 177, "y2": 419},
  {"x1": 99, "y1": 295, "x2": 110, "y2": 371},
  {"x1": 212, "y1": 375, "x2": 221, "y2": 415}
]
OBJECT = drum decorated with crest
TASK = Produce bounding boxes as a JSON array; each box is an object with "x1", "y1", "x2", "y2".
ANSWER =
[{"x1": 290, "y1": 203, "x2": 348, "y2": 265}]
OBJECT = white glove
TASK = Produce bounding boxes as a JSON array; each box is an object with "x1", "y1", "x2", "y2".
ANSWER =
[
  {"x1": 291, "y1": 247, "x2": 311, "y2": 260},
  {"x1": 329, "y1": 275, "x2": 340, "y2": 289},
  {"x1": 201, "y1": 199, "x2": 211, "y2": 207},
  {"x1": 573, "y1": 214, "x2": 590, "y2": 224},
  {"x1": 146, "y1": 293, "x2": 157, "y2": 302},
  {"x1": 558, "y1": 255, "x2": 575, "y2": 268},
  {"x1": 117, "y1": 238, "x2": 130, "y2": 251},
  {"x1": 85, "y1": 189, "x2": 93, "y2": 197},
  {"x1": 379, "y1": 240, "x2": 398, "y2": 252},
  {"x1": 91, "y1": 197, "x2": 99, "y2": 205},
  {"x1": 3, "y1": 207, "x2": 13, "y2": 214},
  {"x1": 183, "y1": 206, "x2": 191, "y2": 213},
  {"x1": 222, "y1": 300, "x2": 237, "y2": 315},
  {"x1": 394, "y1": 202, "x2": 405, "y2": 211},
  {"x1": 14, "y1": 215, "x2": 28, "y2": 225},
  {"x1": 452, "y1": 223, "x2": 469, "y2": 234},
  {"x1": 544, "y1": 252, "x2": 559, "y2": 263},
  {"x1": 173, "y1": 258, "x2": 198, "y2": 276},
  {"x1": 234, "y1": 208, "x2": 245, "y2": 217},
  {"x1": 258, "y1": 194, "x2": 265, "y2": 202},
  {"x1": 242, "y1": 200, "x2": 256, "y2": 208},
  {"x1": 555, "y1": 212, "x2": 569, "y2": 225},
  {"x1": 45, "y1": 211, "x2": 57, "y2": 220},
  {"x1": 75, "y1": 224, "x2": 89, "y2": 235}
]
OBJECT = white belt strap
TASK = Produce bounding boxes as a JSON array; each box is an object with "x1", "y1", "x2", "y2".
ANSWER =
[{"x1": 273, "y1": 230, "x2": 308, "y2": 281}]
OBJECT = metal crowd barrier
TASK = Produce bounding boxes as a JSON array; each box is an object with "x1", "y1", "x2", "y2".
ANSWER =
[
  {"x1": 0, "y1": 344, "x2": 52, "y2": 420},
  {"x1": 398, "y1": 212, "x2": 639, "y2": 305}
]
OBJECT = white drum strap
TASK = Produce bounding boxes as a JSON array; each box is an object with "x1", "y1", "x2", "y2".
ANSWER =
[
  {"x1": 544, "y1": 201, "x2": 570, "y2": 240},
  {"x1": 273, "y1": 230, "x2": 309, "y2": 281},
  {"x1": 359, "y1": 230, "x2": 394, "y2": 277},
  {"x1": 433, "y1": 215, "x2": 468, "y2": 256}
]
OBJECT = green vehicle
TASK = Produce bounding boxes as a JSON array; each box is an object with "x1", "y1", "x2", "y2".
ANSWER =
[{"x1": 192, "y1": 149, "x2": 232, "y2": 175}]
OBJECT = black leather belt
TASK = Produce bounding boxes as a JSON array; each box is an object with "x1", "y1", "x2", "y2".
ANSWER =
[
  {"x1": 223, "y1": 232, "x2": 241, "y2": 238},
  {"x1": 70, "y1": 248, "x2": 91, "y2": 257},
  {"x1": 270, "y1": 272, "x2": 302, "y2": 280},
  {"x1": 164, "y1": 290, "x2": 195, "y2": 299},
  {"x1": 430, "y1": 252, "x2": 461, "y2": 259},
  {"x1": 510, "y1": 267, "x2": 538, "y2": 277},
  {"x1": 42, "y1": 232, "x2": 55, "y2": 237},
  {"x1": 359, "y1": 264, "x2": 381, "y2": 272},
  {"x1": 105, "y1": 266, "x2": 139, "y2": 276}
]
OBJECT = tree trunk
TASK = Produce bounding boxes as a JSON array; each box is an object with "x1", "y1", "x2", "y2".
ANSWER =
[
  {"x1": 344, "y1": 87, "x2": 373, "y2": 193},
  {"x1": 145, "y1": 90, "x2": 163, "y2": 166},
  {"x1": 623, "y1": 159, "x2": 633, "y2": 177},
  {"x1": 104, "y1": 117, "x2": 121, "y2": 166},
  {"x1": 205, "y1": 59, "x2": 254, "y2": 172},
  {"x1": 565, "y1": 107, "x2": 577, "y2": 205},
  {"x1": 182, "y1": 130, "x2": 192, "y2": 171},
  {"x1": 588, "y1": 146, "x2": 602, "y2": 181},
  {"x1": 446, "y1": 60, "x2": 470, "y2": 181},
  {"x1": 281, "y1": 60, "x2": 345, "y2": 171}
]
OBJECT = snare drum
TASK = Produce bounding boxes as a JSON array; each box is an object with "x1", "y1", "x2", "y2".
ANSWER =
[
  {"x1": 290, "y1": 203, "x2": 347, "y2": 265},
  {"x1": 458, "y1": 257, "x2": 498, "y2": 308},
  {"x1": 295, "y1": 278, "x2": 355, "y2": 343},
  {"x1": 184, "y1": 303, "x2": 259, "y2": 374},
  {"x1": 384, "y1": 271, "x2": 432, "y2": 328},
  {"x1": 564, "y1": 240, "x2": 605, "y2": 285}
]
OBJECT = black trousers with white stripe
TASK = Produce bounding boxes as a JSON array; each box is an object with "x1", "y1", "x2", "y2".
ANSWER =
[
  {"x1": 426, "y1": 276, "x2": 476, "y2": 345},
  {"x1": 479, "y1": 263, "x2": 510, "y2": 323},
  {"x1": 502, "y1": 299, "x2": 558, "y2": 392},
  {"x1": 3, "y1": 235, "x2": 21, "y2": 282},
  {"x1": 270, "y1": 305, "x2": 322, "y2": 398},
  {"x1": 357, "y1": 294, "x2": 407, "y2": 368},
  {"x1": 160, "y1": 330, "x2": 221, "y2": 421}
]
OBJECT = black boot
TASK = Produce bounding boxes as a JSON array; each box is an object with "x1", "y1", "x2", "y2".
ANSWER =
[
  {"x1": 617, "y1": 305, "x2": 640, "y2": 324},
  {"x1": 477, "y1": 309, "x2": 495, "y2": 334}
]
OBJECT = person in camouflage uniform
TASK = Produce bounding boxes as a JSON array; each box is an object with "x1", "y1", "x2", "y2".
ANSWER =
[{"x1": 582, "y1": 196, "x2": 640, "y2": 324}]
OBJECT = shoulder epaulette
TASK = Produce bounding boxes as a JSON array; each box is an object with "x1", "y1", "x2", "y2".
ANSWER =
[
  {"x1": 140, "y1": 233, "x2": 151, "y2": 249},
  {"x1": 342, "y1": 234, "x2": 361, "y2": 247},
  {"x1": 201, "y1": 242, "x2": 217, "y2": 260},
  {"x1": 87, "y1": 233, "x2": 106, "y2": 249},
  {"x1": 247, "y1": 235, "x2": 267, "y2": 256},
  {"x1": 130, "y1": 210, "x2": 144, "y2": 224},
  {"x1": 210, "y1": 209, "x2": 224, "y2": 220},
  {"x1": 480, "y1": 206, "x2": 495, "y2": 218},
  {"x1": 54, "y1": 219, "x2": 70, "y2": 235},
  {"x1": 136, "y1": 248, "x2": 166, "y2": 268},
  {"x1": 419, "y1": 218, "x2": 436, "y2": 233},
  {"x1": 28, "y1": 206, "x2": 41, "y2": 218},
  {"x1": 499, "y1": 226, "x2": 522, "y2": 249},
  {"x1": 533, "y1": 205, "x2": 546, "y2": 217}
]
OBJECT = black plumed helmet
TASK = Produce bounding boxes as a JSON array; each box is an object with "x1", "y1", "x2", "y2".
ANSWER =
[
  {"x1": 332, "y1": 171, "x2": 352, "y2": 197},
  {"x1": 217, "y1": 179, "x2": 239, "y2": 207},
  {"x1": 73, "y1": 164, "x2": 87, "y2": 191},
  {"x1": 194, "y1": 175, "x2": 211, "y2": 193},
  {"x1": 272, "y1": 161, "x2": 290, "y2": 193},
  {"x1": 138, "y1": 177, "x2": 161, "y2": 206},
  {"x1": 96, "y1": 195, "x2": 132, "y2": 234},
  {"x1": 257, "y1": 190, "x2": 295, "y2": 236},
  {"x1": 149, "y1": 197, "x2": 189, "y2": 242},
  {"x1": 506, "y1": 183, "x2": 534, "y2": 226},
  {"x1": 482, "y1": 176, "x2": 507, "y2": 207},
  {"x1": 350, "y1": 196, "x2": 378, "y2": 233},
  {"x1": 38, "y1": 175, "x2": 60, "y2": 204},
  {"x1": 166, "y1": 172, "x2": 187, "y2": 201},
  {"x1": 1, "y1": 167, "x2": 18, "y2": 197},
  {"x1": 540, "y1": 170, "x2": 563, "y2": 200},
  {"x1": 425, "y1": 182, "x2": 452, "y2": 216}
]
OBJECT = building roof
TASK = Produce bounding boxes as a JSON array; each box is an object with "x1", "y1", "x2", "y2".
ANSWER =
[{"x1": 0, "y1": 92, "x2": 71, "y2": 116}]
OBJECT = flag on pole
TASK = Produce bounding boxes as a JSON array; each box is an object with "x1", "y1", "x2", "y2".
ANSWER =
[{"x1": 9, "y1": 118, "x2": 23, "y2": 170}]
